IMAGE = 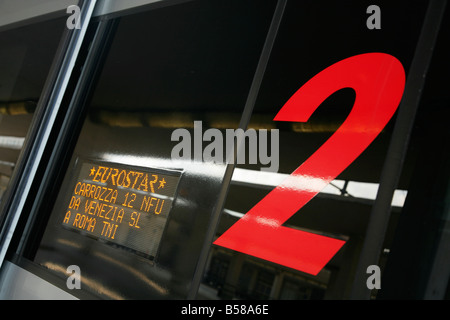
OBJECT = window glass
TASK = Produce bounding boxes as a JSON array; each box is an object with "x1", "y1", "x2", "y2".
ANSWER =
[
  {"x1": 206, "y1": 0, "x2": 430, "y2": 300},
  {"x1": 0, "y1": 17, "x2": 66, "y2": 206},
  {"x1": 33, "y1": 0, "x2": 277, "y2": 299},
  {"x1": 377, "y1": 2, "x2": 450, "y2": 299},
  {"x1": 17, "y1": 0, "x2": 449, "y2": 301}
]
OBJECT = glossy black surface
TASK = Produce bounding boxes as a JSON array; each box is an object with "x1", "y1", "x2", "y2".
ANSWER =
[
  {"x1": 26, "y1": 0, "x2": 450, "y2": 300},
  {"x1": 34, "y1": 0, "x2": 277, "y2": 299}
]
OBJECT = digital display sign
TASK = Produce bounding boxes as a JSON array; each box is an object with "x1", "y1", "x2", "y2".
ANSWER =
[{"x1": 61, "y1": 160, "x2": 181, "y2": 259}]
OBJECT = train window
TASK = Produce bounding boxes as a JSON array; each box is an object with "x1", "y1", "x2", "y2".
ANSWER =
[
  {"x1": 28, "y1": 0, "x2": 278, "y2": 299},
  {"x1": 205, "y1": 0, "x2": 448, "y2": 300},
  {"x1": 0, "y1": 16, "x2": 66, "y2": 213},
  {"x1": 1, "y1": 0, "x2": 448, "y2": 302}
]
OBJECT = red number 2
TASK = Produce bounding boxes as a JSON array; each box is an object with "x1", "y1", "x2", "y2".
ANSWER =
[{"x1": 214, "y1": 53, "x2": 405, "y2": 275}]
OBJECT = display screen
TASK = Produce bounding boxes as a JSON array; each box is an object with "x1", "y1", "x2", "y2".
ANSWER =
[{"x1": 60, "y1": 159, "x2": 181, "y2": 258}]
